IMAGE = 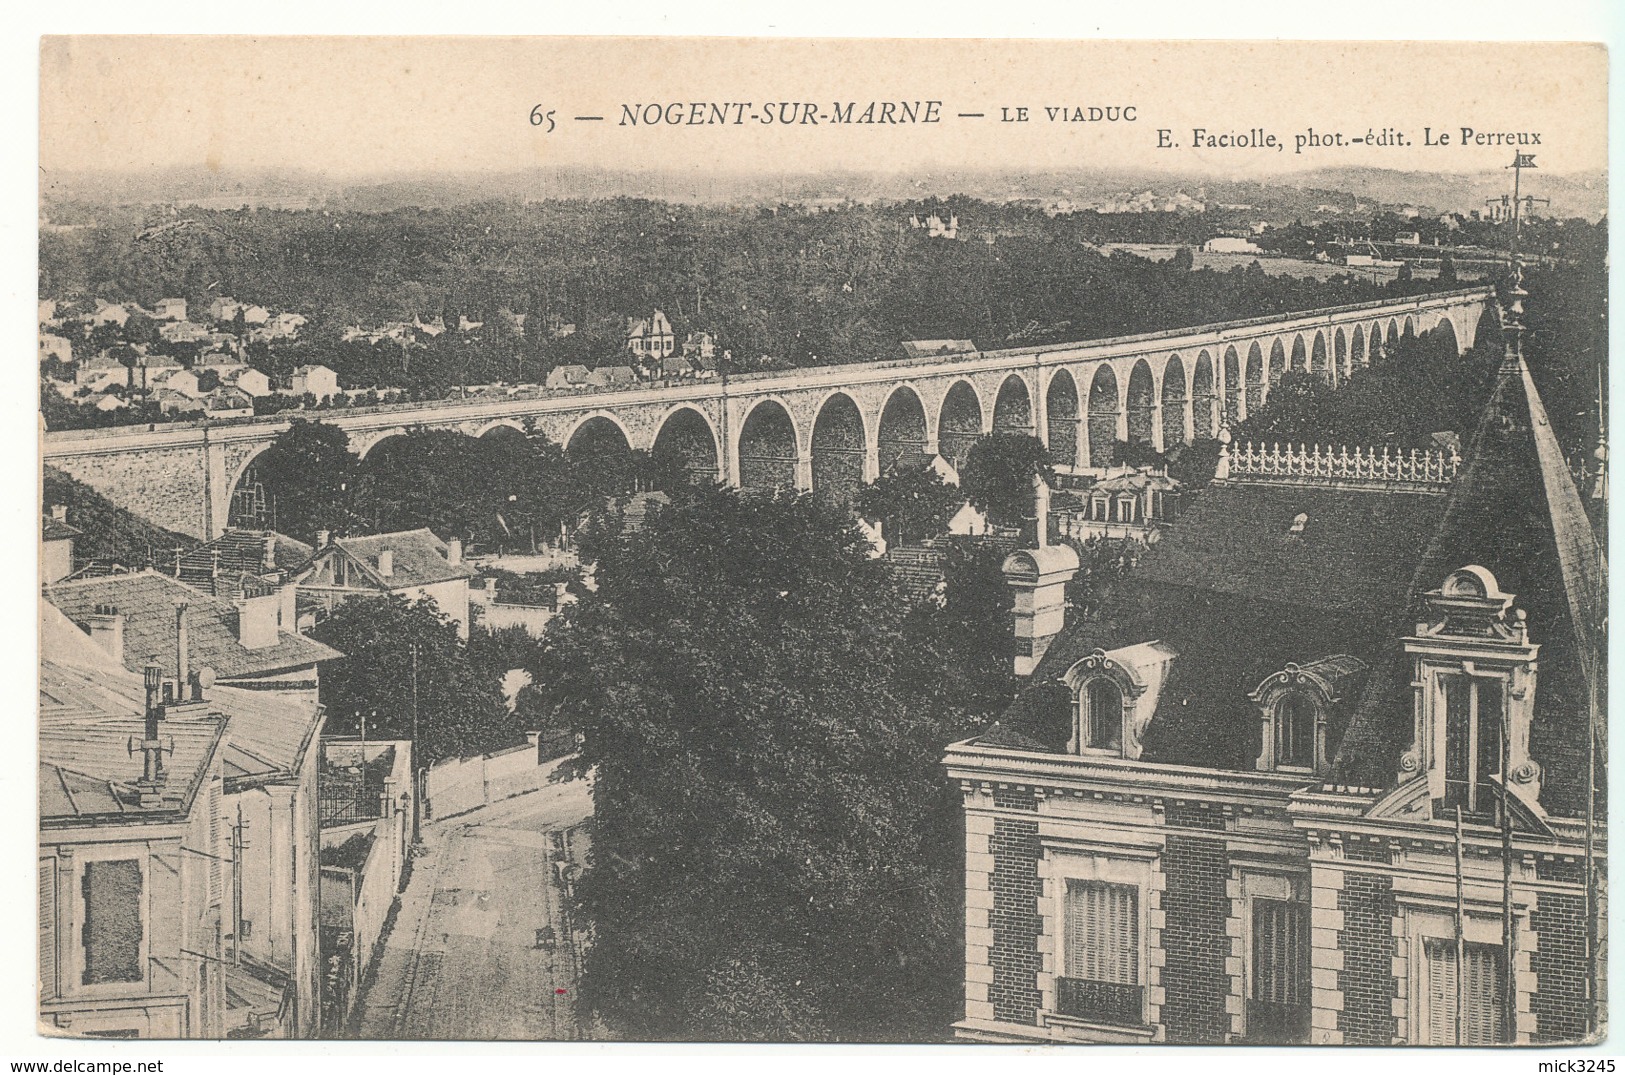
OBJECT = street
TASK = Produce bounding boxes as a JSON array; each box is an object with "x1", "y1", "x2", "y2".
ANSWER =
[{"x1": 348, "y1": 767, "x2": 595, "y2": 1040}]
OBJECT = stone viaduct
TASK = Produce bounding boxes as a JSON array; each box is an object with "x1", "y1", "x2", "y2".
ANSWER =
[{"x1": 42, "y1": 288, "x2": 1492, "y2": 540}]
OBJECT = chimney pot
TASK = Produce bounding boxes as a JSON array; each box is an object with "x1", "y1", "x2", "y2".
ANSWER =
[{"x1": 174, "y1": 601, "x2": 190, "y2": 696}]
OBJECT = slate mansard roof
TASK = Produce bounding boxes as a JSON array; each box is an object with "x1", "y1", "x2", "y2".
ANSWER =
[{"x1": 975, "y1": 342, "x2": 1605, "y2": 819}]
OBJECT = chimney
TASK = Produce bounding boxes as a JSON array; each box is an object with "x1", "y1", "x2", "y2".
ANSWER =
[
  {"x1": 263, "y1": 532, "x2": 277, "y2": 570},
  {"x1": 315, "y1": 529, "x2": 331, "y2": 549},
  {"x1": 447, "y1": 537, "x2": 463, "y2": 565},
  {"x1": 377, "y1": 548, "x2": 394, "y2": 577},
  {"x1": 49, "y1": 504, "x2": 67, "y2": 523},
  {"x1": 485, "y1": 576, "x2": 499, "y2": 600},
  {"x1": 1019, "y1": 471, "x2": 1053, "y2": 548},
  {"x1": 236, "y1": 593, "x2": 281, "y2": 650},
  {"x1": 85, "y1": 604, "x2": 125, "y2": 665},
  {"x1": 137, "y1": 664, "x2": 168, "y2": 806},
  {"x1": 1004, "y1": 476, "x2": 1080, "y2": 677},
  {"x1": 174, "y1": 600, "x2": 190, "y2": 698}
]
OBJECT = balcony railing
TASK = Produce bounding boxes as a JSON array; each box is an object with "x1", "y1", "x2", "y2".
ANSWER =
[
  {"x1": 1055, "y1": 977, "x2": 1145, "y2": 1026},
  {"x1": 1225, "y1": 441, "x2": 1460, "y2": 490},
  {"x1": 1245, "y1": 998, "x2": 1311, "y2": 1044}
]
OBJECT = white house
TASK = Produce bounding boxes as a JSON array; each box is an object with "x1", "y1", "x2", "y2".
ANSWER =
[
  {"x1": 226, "y1": 368, "x2": 273, "y2": 398},
  {"x1": 1202, "y1": 236, "x2": 1263, "y2": 254},
  {"x1": 289, "y1": 365, "x2": 339, "y2": 398}
]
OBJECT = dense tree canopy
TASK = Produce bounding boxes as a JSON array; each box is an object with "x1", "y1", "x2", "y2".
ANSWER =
[
  {"x1": 960, "y1": 434, "x2": 1056, "y2": 529},
  {"x1": 531, "y1": 486, "x2": 1008, "y2": 1041},
  {"x1": 1234, "y1": 323, "x2": 1499, "y2": 451},
  {"x1": 39, "y1": 197, "x2": 1451, "y2": 397},
  {"x1": 854, "y1": 463, "x2": 963, "y2": 546},
  {"x1": 309, "y1": 594, "x2": 522, "y2": 765},
  {"x1": 243, "y1": 419, "x2": 666, "y2": 549},
  {"x1": 248, "y1": 418, "x2": 362, "y2": 543}
]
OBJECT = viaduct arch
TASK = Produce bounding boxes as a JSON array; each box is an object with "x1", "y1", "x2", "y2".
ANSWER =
[{"x1": 43, "y1": 289, "x2": 1493, "y2": 538}]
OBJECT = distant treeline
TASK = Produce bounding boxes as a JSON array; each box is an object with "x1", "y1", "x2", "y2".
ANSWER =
[{"x1": 40, "y1": 198, "x2": 1455, "y2": 393}]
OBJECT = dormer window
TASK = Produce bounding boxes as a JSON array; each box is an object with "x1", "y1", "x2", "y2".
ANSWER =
[
  {"x1": 1250, "y1": 656, "x2": 1366, "y2": 774},
  {"x1": 1274, "y1": 691, "x2": 1316, "y2": 769},
  {"x1": 1086, "y1": 678, "x2": 1124, "y2": 751},
  {"x1": 1401, "y1": 566, "x2": 1541, "y2": 816},
  {"x1": 1063, "y1": 643, "x2": 1177, "y2": 760},
  {"x1": 1442, "y1": 673, "x2": 1505, "y2": 815}
]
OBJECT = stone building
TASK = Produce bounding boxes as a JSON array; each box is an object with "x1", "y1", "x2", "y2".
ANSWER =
[
  {"x1": 39, "y1": 609, "x2": 228, "y2": 1039},
  {"x1": 944, "y1": 329, "x2": 1605, "y2": 1044},
  {"x1": 40, "y1": 600, "x2": 330, "y2": 1038},
  {"x1": 295, "y1": 529, "x2": 474, "y2": 639},
  {"x1": 625, "y1": 309, "x2": 675, "y2": 361}
]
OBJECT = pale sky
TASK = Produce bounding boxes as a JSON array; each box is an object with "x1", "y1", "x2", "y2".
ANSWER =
[{"x1": 39, "y1": 37, "x2": 1607, "y2": 179}]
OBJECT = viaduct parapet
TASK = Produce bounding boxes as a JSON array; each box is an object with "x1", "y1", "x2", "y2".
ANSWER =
[{"x1": 42, "y1": 288, "x2": 1492, "y2": 539}]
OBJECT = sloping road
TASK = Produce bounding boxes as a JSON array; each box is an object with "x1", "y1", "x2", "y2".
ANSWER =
[{"x1": 349, "y1": 767, "x2": 594, "y2": 1041}]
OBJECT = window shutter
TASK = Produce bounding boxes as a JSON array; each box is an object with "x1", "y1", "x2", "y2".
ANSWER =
[
  {"x1": 1252, "y1": 899, "x2": 1307, "y2": 1004},
  {"x1": 39, "y1": 859, "x2": 55, "y2": 1000},
  {"x1": 81, "y1": 859, "x2": 143, "y2": 985},
  {"x1": 1423, "y1": 938, "x2": 1503, "y2": 1045},
  {"x1": 1464, "y1": 943, "x2": 1503, "y2": 1044},
  {"x1": 1066, "y1": 880, "x2": 1138, "y2": 985},
  {"x1": 208, "y1": 780, "x2": 222, "y2": 908},
  {"x1": 1424, "y1": 938, "x2": 1457, "y2": 1045}
]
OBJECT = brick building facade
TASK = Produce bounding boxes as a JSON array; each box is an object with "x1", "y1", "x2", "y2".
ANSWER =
[{"x1": 946, "y1": 317, "x2": 1605, "y2": 1045}]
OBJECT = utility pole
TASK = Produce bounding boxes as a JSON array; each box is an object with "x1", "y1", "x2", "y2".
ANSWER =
[
  {"x1": 411, "y1": 641, "x2": 422, "y2": 844},
  {"x1": 231, "y1": 804, "x2": 251, "y2": 966}
]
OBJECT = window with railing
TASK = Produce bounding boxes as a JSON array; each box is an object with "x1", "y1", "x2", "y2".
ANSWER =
[
  {"x1": 1248, "y1": 898, "x2": 1310, "y2": 1043},
  {"x1": 1057, "y1": 879, "x2": 1143, "y2": 1026}
]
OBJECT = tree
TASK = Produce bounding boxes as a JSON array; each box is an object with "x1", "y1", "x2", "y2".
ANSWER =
[
  {"x1": 252, "y1": 419, "x2": 361, "y2": 543},
  {"x1": 1167, "y1": 437, "x2": 1223, "y2": 489},
  {"x1": 959, "y1": 433, "x2": 1055, "y2": 529},
  {"x1": 1061, "y1": 535, "x2": 1145, "y2": 624},
  {"x1": 854, "y1": 463, "x2": 962, "y2": 546},
  {"x1": 531, "y1": 487, "x2": 981, "y2": 1041},
  {"x1": 1437, "y1": 253, "x2": 1458, "y2": 286},
  {"x1": 309, "y1": 594, "x2": 519, "y2": 765}
]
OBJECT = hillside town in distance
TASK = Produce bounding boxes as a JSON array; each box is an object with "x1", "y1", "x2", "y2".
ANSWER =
[{"x1": 38, "y1": 158, "x2": 1608, "y2": 1047}]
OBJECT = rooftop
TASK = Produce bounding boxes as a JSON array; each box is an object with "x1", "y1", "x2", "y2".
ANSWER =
[
  {"x1": 167, "y1": 528, "x2": 314, "y2": 592},
  {"x1": 39, "y1": 642, "x2": 223, "y2": 823},
  {"x1": 975, "y1": 332, "x2": 1605, "y2": 818},
  {"x1": 45, "y1": 570, "x2": 341, "y2": 680},
  {"x1": 321, "y1": 528, "x2": 474, "y2": 589}
]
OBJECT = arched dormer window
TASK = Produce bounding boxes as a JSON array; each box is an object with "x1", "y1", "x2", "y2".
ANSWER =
[
  {"x1": 1062, "y1": 643, "x2": 1177, "y2": 760},
  {"x1": 1275, "y1": 691, "x2": 1317, "y2": 768},
  {"x1": 1250, "y1": 656, "x2": 1366, "y2": 774},
  {"x1": 1086, "y1": 677, "x2": 1124, "y2": 751}
]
